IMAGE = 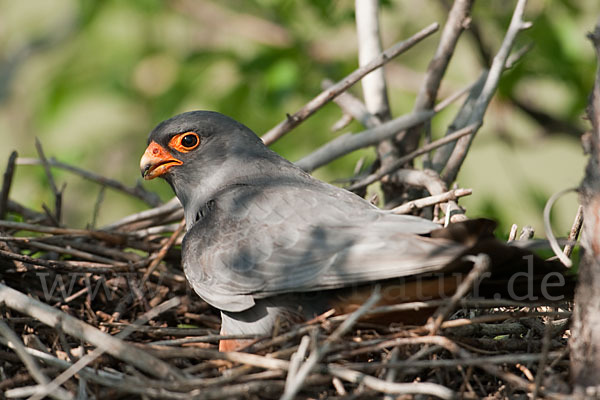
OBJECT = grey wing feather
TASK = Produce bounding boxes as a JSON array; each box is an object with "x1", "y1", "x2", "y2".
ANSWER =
[{"x1": 182, "y1": 182, "x2": 466, "y2": 312}]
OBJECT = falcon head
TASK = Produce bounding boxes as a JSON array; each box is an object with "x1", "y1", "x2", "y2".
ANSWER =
[
  {"x1": 140, "y1": 111, "x2": 289, "y2": 215},
  {"x1": 140, "y1": 110, "x2": 266, "y2": 179}
]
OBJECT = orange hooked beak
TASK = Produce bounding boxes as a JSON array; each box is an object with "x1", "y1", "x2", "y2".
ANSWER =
[{"x1": 140, "y1": 141, "x2": 183, "y2": 180}]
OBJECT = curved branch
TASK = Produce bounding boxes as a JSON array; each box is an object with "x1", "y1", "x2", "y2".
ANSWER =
[
  {"x1": 295, "y1": 110, "x2": 433, "y2": 172},
  {"x1": 261, "y1": 23, "x2": 439, "y2": 145},
  {"x1": 441, "y1": 0, "x2": 531, "y2": 184}
]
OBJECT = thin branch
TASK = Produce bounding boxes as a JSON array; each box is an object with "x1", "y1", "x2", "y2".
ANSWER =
[
  {"x1": 390, "y1": 188, "x2": 472, "y2": 214},
  {"x1": 299, "y1": 78, "x2": 476, "y2": 173},
  {"x1": 355, "y1": 0, "x2": 391, "y2": 120},
  {"x1": 0, "y1": 150, "x2": 18, "y2": 219},
  {"x1": 28, "y1": 297, "x2": 183, "y2": 400},
  {"x1": 347, "y1": 123, "x2": 477, "y2": 190},
  {"x1": 325, "y1": 364, "x2": 456, "y2": 399},
  {"x1": 343, "y1": 351, "x2": 565, "y2": 372},
  {"x1": 431, "y1": 70, "x2": 488, "y2": 173},
  {"x1": 296, "y1": 110, "x2": 434, "y2": 172},
  {"x1": 102, "y1": 196, "x2": 182, "y2": 231},
  {"x1": 399, "y1": 0, "x2": 474, "y2": 153},
  {"x1": 330, "y1": 113, "x2": 354, "y2": 132},
  {"x1": 17, "y1": 157, "x2": 161, "y2": 207},
  {"x1": 508, "y1": 224, "x2": 519, "y2": 241},
  {"x1": 0, "y1": 248, "x2": 136, "y2": 273},
  {"x1": 140, "y1": 218, "x2": 186, "y2": 286},
  {"x1": 35, "y1": 139, "x2": 63, "y2": 225},
  {"x1": 261, "y1": 22, "x2": 439, "y2": 145},
  {"x1": 416, "y1": 0, "x2": 474, "y2": 111},
  {"x1": 427, "y1": 253, "x2": 491, "y2": 334},
  {"x1": 440, "y1": 0, "x2": 531, "y2": 184},
  {"x1": 563, "y1": 204, "x2": 583, "y2": 257},
  {"x1": 0, "y1": 220, "x2": 128, "y2": 242},
  {"x1": 322, "y1": 79, "x2": 381, "y2": 129},
  {"x1": 0, "y1": 320, "x2": 73, "y2": 400},
  {"x1": 283, "y1": 335, "x2": 310, "y2": 394},
  {"x1": 383, "y1": 168, "x2": 465, "y2": 220},
  {"x1": 280, "y1": 287, "x2": 381, "y2": 400},
  {"x1": 543, "y1": 187, "x2": 578, "y2": 267},
  {"x1": 0, "y1": 283, "x2": 183, "y2": 381}
]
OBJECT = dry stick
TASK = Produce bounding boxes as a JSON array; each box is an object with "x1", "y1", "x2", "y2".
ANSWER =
[
  {"x1": 328, "y1": 317, "x2": 566, "y2": 362},
  {"x1": 355, "y1": 0, "x2": 391, "y2": 119},
  {"x1": 0, "y1": 235, "x2": 141, "y2": 262},
  {"x1": 297, "y1": 81, "x2": 474, "y2": 173},
  {"x1": 563, "y1": 204, "x2": 583, "y2": 257},
  {"x1": 416, "y1": 0, "x2": 474, "y2": 115},
  {"x1": 6, "y1": 199, "x2": 50, "y2": 223},
  {"x1": 383, "y1": 168, "x2": 464, "y2": 221},
  {"x1": 260, "y1": 22, "x2": 439, "y2": 145},
  {"x1": 155, "y1": 347, "x2": 291, "y2": 371},
  {"x1": 508, "y1": 223, "x2": 519, "y2": 241},
  {"x1": 0, "y1": 220, "x2": 128, "y2": 243},
  {"x1": 519, "y1": 225, "x2": 535, "y2": 240},
  {"x1": 280, "y1": 286, "x2": 382, "y2": 400},
  {"x1": 382, "y1": 347, "x2": 400, "y2": 400},
  {"x1": 271, "y1": 343, "x2": 457, "y2": 399},
  {"x1": 347, "y1": 123, "x2": 477, "y2": 190},
  {"x1": 433, "y1": 80, "x2": 478, "y2": 114},
  {"x1": 250, "y1": 325, "x2": 315, "y2": 353},
  {"x1": 331, "y1": 113, "x2": 353, "y2": 132},
  {"x1": 399, "y1": 0, "x2": 474, "y2": 158},
  {"x1": 0, "y1": 248, "x2": 137, "y2": 273},
  {"x1": 427, "y1": 254, "x2": 491, "y2": 334},
  {"x1": 90, "y1": 185, "x2": 106, "y2": 229},
  {"x1": 0, "y1": 320, "x2": 73, "y2": 400},
  {"x1": 325, "y1": 364, "x2": 455, "y2": 400},
  {"x1": 543, "y1": 187, "x2": 578, "y2": 267},
  {"x1": 102, "y1": 196, "x2": 182, "y2": 231},
  {"x1": 17, "y1": 157, "x2": 161, "y2": 207},
  {"x1": 355, "y1": 0, "x2": 395, "y2": 184},
  {"x1": 0, "y1": 283, "x2": 183, "y2": 382},
  {"x1": 132, "y1": 223, "x2": 182, "y2": 239},
  {"x1": 101, "y1": 323, "x2": 214, "y2": 337},
  {"x1": 148, "y1": 334, "x2": 260, "y2": 346},
  {"x1": 0, "y1": 340, "x2": 127, "y2": 397},
  {"x1": 0, "y1": 150, "x2": 18, "y2": 219},
  {"x1": 24, "y1": 240, "x2": 118, "y2": 264},
  {"x1": 321, "y1": 78, "x2": 381, "y2": 129},
  {"x1": 331, "y1": 376, "x2": 347, "y2": 396},
  {"x1": 440, "y1": 0, "x2": 531, "y2": 185},
  {"x1": 345, "y1": 351, "x2": 565, "y2": 372},
  {"x1": 432, "y1": 30, "x2": 533, "y2": 177},
  {"x1": 140, "y1": 218, "x2": 186, "y2": 286},
  {"x1": 431, "y1": 71, "x2": 487, "y2": 173},
  {"x1": 345, "y1": 335, "x2": 558, "y2": 398},
  {"x1": 532, "y1": 317, "x2": 554, "y2": 400},
  {"x1": 389, "y1": 188, "x2": 472, "y2": 214},
  {"x1": 35, "y1": 139, "x2": 63, "y2": 225},
  {"x1": 331, "y1": 297, "x2": 569, "y2": 322},
  {"x1": 284, "y1": 335, "x2": 310, "y2": 394},
  {"x1": 27, "y1": 297, "x2": 183, "y2": 400},
  {"x1": 296, "y1": 110, "x2": 434, "y2": 172}
]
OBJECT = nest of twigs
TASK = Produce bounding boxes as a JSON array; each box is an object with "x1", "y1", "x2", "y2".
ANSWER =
[{"x1": 0, "y1": 148, "x2": 575, "y2": 400}]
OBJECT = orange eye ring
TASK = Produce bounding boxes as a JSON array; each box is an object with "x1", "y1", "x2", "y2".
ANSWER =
[{"x1": 169, "y1": 132, "x2": 200, "y2": 153}]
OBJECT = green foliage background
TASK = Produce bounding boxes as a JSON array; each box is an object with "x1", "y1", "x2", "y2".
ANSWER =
[{"x1": 0, "y1": 0, "x2": 597, "y2": 238}]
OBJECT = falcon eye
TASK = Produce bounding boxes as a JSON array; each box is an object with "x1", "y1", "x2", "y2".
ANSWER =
[
  {"x1": 181, "y1": 134, "x2": 198, "y2": 148},
  {"x1": 169, "y1": 132, "x2": 200, "y2": 153}
]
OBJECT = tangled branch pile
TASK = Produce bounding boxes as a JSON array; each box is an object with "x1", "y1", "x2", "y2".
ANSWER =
[{"x1": 0, "y1": 191, "x2": 575, "y2": 398}]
